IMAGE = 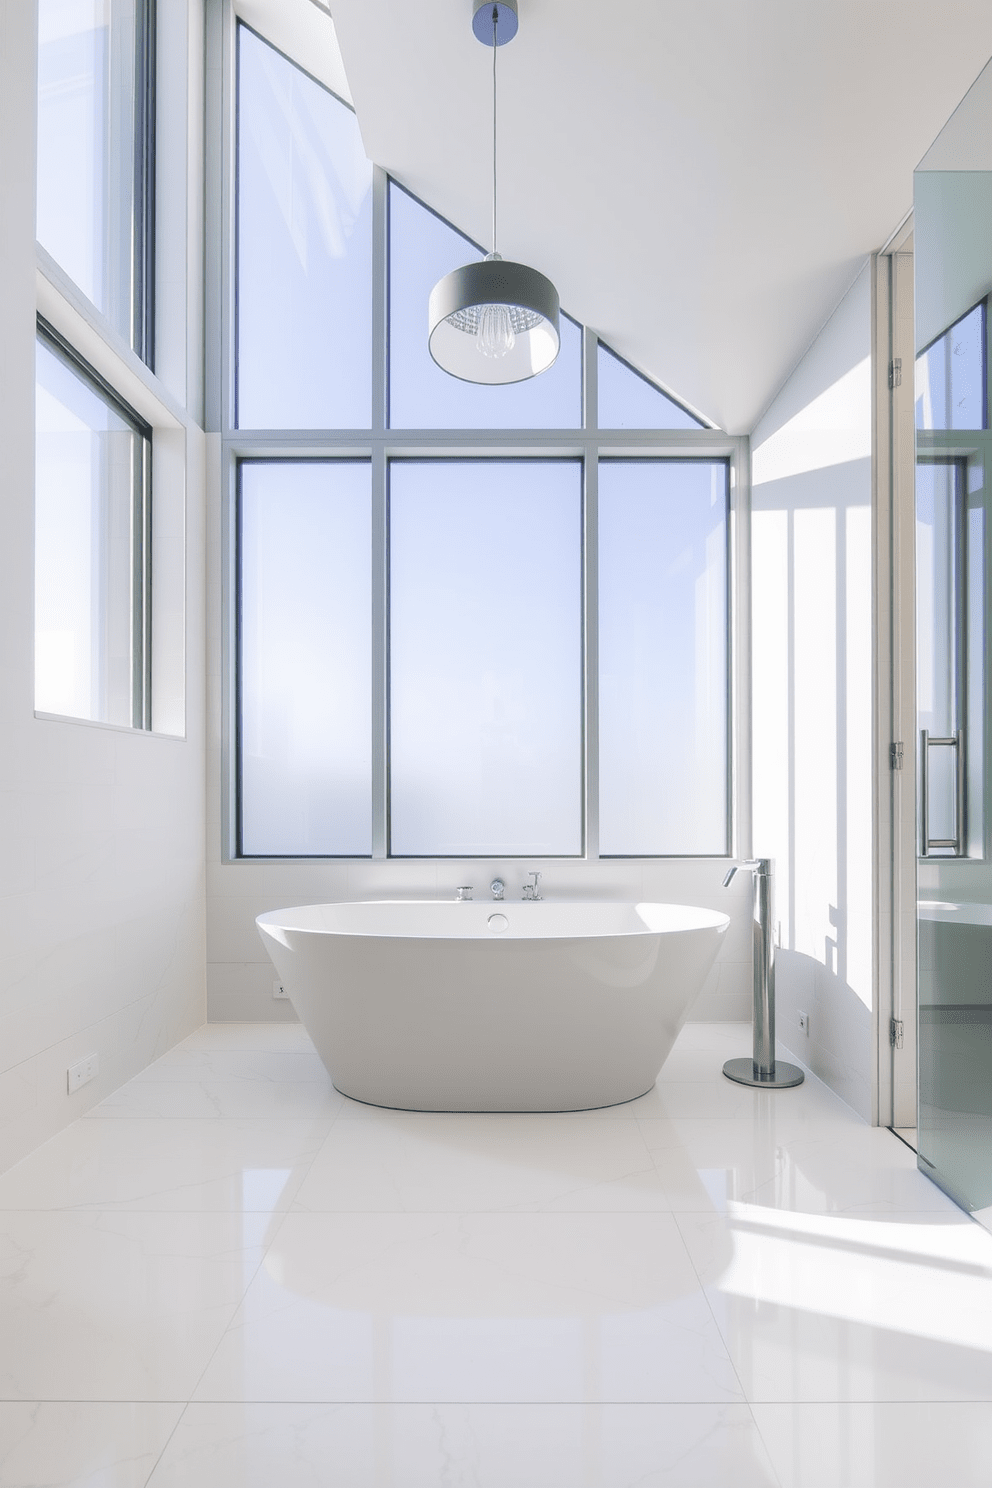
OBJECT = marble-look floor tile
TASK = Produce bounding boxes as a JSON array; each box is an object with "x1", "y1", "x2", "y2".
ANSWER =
[
  {"x1": 639, "y1": 1118, "x2": 788, "y2": 1212},
  {"x1": 0, "y1": 1402, "x2": 183, "y2": 1488},
  {"x1": 0, "y1": 1212, "x2": 273, "y2": 1401},
  {"x1": 656, "y1": 1045, "x2": 750, "y2": 1082},
  {"x1": 85, "y1": 1077, "x2": 341, "y2": 1120},
  {"x1": 292, "y1": 1115, "x2": 668, "y2": 1213},
  {"x1": 745, "y1": 1125, "x2": 962, "y2": 1216},
  {"x1": 626, "y1": 1074, "x2": 859, "y2": 1124},
  {"x1": 148, "y1": 1402, "x2": 780, "y2": 1487},
  {"x1": 194, "y1": 1211, "x2": 744, "y2": 1404},
  {"x1": 179, "y1": 1024, "x2": 313, "y2": 1053},
  {"x1": 670, "y1": 1022, "x2": 754, "y2": 1052},
  {"x1": 0, "y1": 1118, "x2": 330, "y2": 1212},
  {"x1": 751, "y1": 1402, "x2": 992, "y2": 1488},
  {"x1": 677, "y1": 1206, "x2": 992, "y2": 1401},
  {"x1": 125, "y1": 1048, "x2": 330, "y2": 1084}
]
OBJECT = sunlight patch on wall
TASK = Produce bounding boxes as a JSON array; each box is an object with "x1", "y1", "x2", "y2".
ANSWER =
[{"x1": 752, "y1": 358, "x2": 871, "y2": 487}]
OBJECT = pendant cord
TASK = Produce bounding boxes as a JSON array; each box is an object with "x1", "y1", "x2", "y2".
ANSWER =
[{"x1": 491, "y1": 5, "x2": 498, "y2": 256}]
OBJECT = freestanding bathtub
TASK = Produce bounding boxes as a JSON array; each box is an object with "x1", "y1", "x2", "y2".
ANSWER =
[{"x1": 256, "y1": 900, "x2": 728, "y2": 1112}]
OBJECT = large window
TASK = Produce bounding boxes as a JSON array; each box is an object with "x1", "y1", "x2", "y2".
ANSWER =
[
  {"x1": 239, "y1": 461, "x2": 372, "y2": 855},
  {"x1": 35, "y1": 326, "x2": 151, "y2": 728},
  {"x1": 236, "y1": 24, "x2": 372, "y2": 429},
  {"x1": 389, "y1": 462, "x2": 583, "y2": 856},
  {"x1": 599, "y1": 461, "x2": 729, "y2": 854},
  {"x1": 37, "y1": 0, "x2": 156, "y2": 361},
  {"x1": 230, "y1": 23, "x2": 736, "y2": 860}
]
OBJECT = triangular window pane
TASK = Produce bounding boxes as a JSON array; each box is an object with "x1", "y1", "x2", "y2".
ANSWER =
[
  {"x1": 597, "y1": 342, "x2": 703, "y2": 430},
  {"x1": 388, "y1": 182, "x2": 581, "y2": 429}
]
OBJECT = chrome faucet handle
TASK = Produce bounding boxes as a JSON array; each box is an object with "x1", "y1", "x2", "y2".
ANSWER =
[
  {"x1": 455, "y1": 885, "x2": 473, "y2": 901},
  {"x1": 490, "y1": 878, "x2": 505, "y2": 901},
  {"x1": 523, "y1": 871, "x2": 542, "y2": 901}
]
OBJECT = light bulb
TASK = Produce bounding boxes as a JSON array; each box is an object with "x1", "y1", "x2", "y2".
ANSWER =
[{"x1": 476, "y1": 302, "x2": 516, "y2": 359}]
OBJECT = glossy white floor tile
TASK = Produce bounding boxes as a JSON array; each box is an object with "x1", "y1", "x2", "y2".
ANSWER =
[
  {"x1": 0, "y1": 1403, "x2": 182, "y2": 1488},
  {"x1": 146, "y1": 1403, "x2": 780, "y2": 1487},
  {"x1": 1, "y1": 1019, "x2": 990, "y2": 1487},
  {"x1": 0, "y1": 1211, "x2": 273, "y2": 1399},
  {"x1": 193, "y1": 1210, "x2": 744, "y2": 1405},
  {"x1": 0, "y1": 1118, "x2": 330, "y2": 1211},
  {"x1": 751, "y1": 1402, "x2": 992, "y2": 1488},
  {"x1": 291, "y1": 1115, "x2": 669, "y2": 1212}
]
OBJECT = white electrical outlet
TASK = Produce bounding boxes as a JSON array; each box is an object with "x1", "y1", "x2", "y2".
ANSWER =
[
  {"x1": 273, "y1": 980, "x2": 289, "y2": 1000},
  {"x1": 798, "y1": 1011, "x2": 809, "y2": 1037},
  {"x1": 67, "y1": 1054, "x2": 99, "y2": 1093}
]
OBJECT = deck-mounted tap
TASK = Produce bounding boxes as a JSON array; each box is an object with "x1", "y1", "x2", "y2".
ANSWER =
[
  {"x1": 455, "y1": 885, "x2": 474, "y2": 901},
  {"x1": 721, "y1": 859, "x2": 803, "y2": 1089},
  {"x1": 490, "y1": 878, "x2": 505, "y2": 901},
  {"x1": 522, "y1": 871, "x2": 542, "y2": 901}
]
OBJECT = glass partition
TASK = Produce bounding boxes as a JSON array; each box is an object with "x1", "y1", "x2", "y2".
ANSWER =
[{"x1": 914, "y1": 66, "x2": 992, "y2": 1224}]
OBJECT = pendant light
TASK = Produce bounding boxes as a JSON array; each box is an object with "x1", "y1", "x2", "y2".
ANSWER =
[{"x1": 428, "y1": 0, "x2": 560, "y2": 384}]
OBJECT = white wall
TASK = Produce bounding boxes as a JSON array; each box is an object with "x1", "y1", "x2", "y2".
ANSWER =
[
  {"x1": 750, "y1": 265, "x2": 874, "y2": 1118},
  {"x1": 0, "y1": 0, "x2": 208, "y2": 1173}
]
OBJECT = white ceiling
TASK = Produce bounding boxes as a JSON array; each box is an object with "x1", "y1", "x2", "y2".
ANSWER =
[{"x1": 320, "y1": 0, "x2": 992, "y2": 432}]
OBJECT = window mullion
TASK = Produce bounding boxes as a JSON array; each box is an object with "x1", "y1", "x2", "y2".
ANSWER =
[
  {"x1": 372, "y1": 447, "x2": 388, "y2": 858},
  {"x1": 584, "y1": 449, "x2": 600, "y2": 860}
]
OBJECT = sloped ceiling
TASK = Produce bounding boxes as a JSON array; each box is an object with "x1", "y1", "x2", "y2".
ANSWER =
[{"x1": 321, "y1": 0, "x2": 992, "y2": 432}]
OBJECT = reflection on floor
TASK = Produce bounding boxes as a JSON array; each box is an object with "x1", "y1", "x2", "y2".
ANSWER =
[{"x1": 0, "y1": 1021, "x2": 990, "y2": 1487}]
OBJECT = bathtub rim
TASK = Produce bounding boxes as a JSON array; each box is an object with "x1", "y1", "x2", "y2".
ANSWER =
[{"x1": 256, "y1": 898, "x2": 731, "y2": 943}]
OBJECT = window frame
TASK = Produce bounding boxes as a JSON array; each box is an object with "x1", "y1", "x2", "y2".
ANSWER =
[
  {"x1": 35, "y1": 315, "x2": 153, "y2": 732},
  {"x1": 218, "y1": 6, "x2": 749, "y2": 863},
  {"x1": 35, "y1": 0, "x2": 157, "y2": 365}
]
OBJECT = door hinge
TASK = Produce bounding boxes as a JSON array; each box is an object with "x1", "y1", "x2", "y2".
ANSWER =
[
  {"x1": 890, "y1": 1018, "x2": 904, "y2": 1050},
  {"x1": 889, "y1": 358, "x2": 903, "y2": 389},
  {"x1": 889, "y1": 741, "x2": 904, "y2": 770}
]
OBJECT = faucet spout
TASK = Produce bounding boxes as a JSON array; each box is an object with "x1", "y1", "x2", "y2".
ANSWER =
[{"x1": 723, "y1": 858, "x2": 768, "y2": 888}]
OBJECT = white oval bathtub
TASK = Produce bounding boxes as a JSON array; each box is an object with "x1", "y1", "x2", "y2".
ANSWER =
[{"x1": 255, "y1": 900, "x2": 729, "y2": 1112}]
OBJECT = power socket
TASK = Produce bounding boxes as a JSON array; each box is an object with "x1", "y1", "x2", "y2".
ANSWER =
[
  {"x1": 67, "y1": 1054, "x2": 99, "y2": 1094},
  {"x1": 272, "y1": 980, "x2": 289, "y2": 1000},
  {"x1": 798, "y1": 1011, "x2": 810, "y2": 1037}
]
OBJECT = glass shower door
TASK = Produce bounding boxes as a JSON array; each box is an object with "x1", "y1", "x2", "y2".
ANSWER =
[{"x1": 914, "y1": 297, "x2": 992, "y2": 1226}]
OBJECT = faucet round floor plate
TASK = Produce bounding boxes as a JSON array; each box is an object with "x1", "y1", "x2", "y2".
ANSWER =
[{"x1": 722, "y1": 1057, "x2": 805, "y2": 1088}]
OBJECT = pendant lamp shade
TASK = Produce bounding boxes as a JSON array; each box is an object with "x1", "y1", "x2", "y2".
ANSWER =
[
  {"x1": 428, "y1": 0, "x2": 560, "y2": 385},
  {"x1": 428, "y1": 256, "x2": 560, "y2": 384}
]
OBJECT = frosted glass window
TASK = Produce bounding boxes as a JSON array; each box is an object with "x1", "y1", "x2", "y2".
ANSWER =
[
  {"x1": 389, "y1": 461, "x2": 582, "y2": 855},
  {"x1": 35, "y1": 335, "x2": 149, "y2": 727},
  {"x1": 237, "y1": 25, "x2": 372, "y2": 429},
  {"x1": 37, "y1": 0, "x2": 153, "y2": 356},
  {"x1": 599, "y1": 461, "x2": 728, "y2": 855},
  {"x1": 239, "y1": 462, "x2": 372, "y2": 856},
  {"x1": 388, "y1": 184, "x2": 581, "y2": 429},
  {"x1": 916, "y1": 302, "x2": 987, "y2": 431},
  {"x1": 597, "y1": 342, "x2": 703, "y2": 430}
]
